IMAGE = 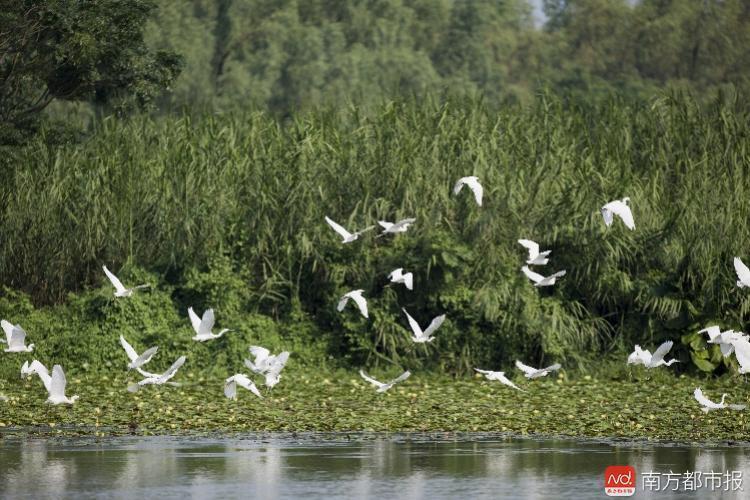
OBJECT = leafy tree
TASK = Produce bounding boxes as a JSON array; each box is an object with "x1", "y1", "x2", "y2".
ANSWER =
[{"x1": 0, "y1": 0, "x2": 182, "y2": 144}]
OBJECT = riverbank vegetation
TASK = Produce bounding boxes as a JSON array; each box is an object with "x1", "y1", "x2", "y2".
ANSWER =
[{"x1": 3, "y1": 1, "x2": 750, "y2": 440}]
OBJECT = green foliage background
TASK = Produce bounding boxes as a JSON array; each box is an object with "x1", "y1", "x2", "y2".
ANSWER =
[
  {"x1": 3, "y1": 93, "x2": 750, "y2": 380},
  {"x1": 3, "y1": 0, "x2": 750, "y2": 383}
]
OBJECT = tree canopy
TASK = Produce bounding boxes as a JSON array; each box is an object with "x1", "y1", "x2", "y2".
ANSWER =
[{"x1": 0, "y1": 0, "x2": 182, "y2": 144}]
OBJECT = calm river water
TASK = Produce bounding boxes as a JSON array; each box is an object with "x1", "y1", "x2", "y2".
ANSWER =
[{"x1": 1, "y1": 433, "x2": 749, "y2": 498}]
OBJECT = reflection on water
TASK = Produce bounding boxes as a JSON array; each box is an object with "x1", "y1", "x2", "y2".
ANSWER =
[{"x1": 1, "y1": 434, "x2": 749, "y2": 498}]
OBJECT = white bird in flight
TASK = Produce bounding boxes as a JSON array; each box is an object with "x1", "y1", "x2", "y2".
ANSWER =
[
  {"x1": 474, "y1": 368, "x2": 525, "y2": 391},
  {"x1": 244, "y1": 347, "x2": 290, "y2": 387},
  {"x1": 734, "y1": 257, "x2": 750, "y2": 288},
  {"x1": 119, "y1": 335, "x2": 158, "y2": 370},
  {"x1": 453, "y1": 176, "x2": 483, "y2": 206},
  {"x1": 245, "y1": 346, "x2": 274, "y2": 374},
  {"x1": 699, "y1": 326, "x2": 746, "y2": 358},
  {"x1": 263, "y1": 351, "x2": 290, "y2": 388},
  {"x1": 388, "y1": 268, "x2": 414, "y2": 290},
  {"x1": 377, "y1": 218, "x2": 416, "y2": 236},
  {"x1": 515, "y1": 360, "x2": 562, "y2": 379},
  {"x1": 224, "y1": 374, "x2": 263, "y2": 400},
  {"x1": 188, "y1": 307, "x2": 232, "y2": 341},
  {"x1": 521, "y1": 266, "x2": 566, "y2": 287},
  {"x1": 601, "y1": 197, "x2": 635, "y2": 230},
  {"x1": 1, "y1": 320, "x2": 34, "y2": 352},
  {"x1": 694, "y1": 388, "x2": 746, "y2": 413},
  {"x1": 324, "y1": 216, "x2": 375, "y2": 243},
  {"x1": 402, "y1": 308, "x2": 445, "y2": 343},
  {"x1": 46, "y1": 365, "x2": 79, "y2": 405},
  {"x1": 627, "y1": 341, "x2": 679, "y2": 368},
  {"x1": 337, "y1": 290, "x2": 368, "y2": 318},
  {"x1": 128, "y1": 356, "x2": 187, "y2": 392},
  {"x1": 359, "y1": 370, "x2": 411, "y2": 393},
  {"x1": 21, "y1": 360, "x2": 51, "y2": 391},
  {"x1": 102, "y1": 265, "x2": 149, "y2": 297},
  {"x1": 517, "y1": 239, "x2": 551, "y2": 266}
]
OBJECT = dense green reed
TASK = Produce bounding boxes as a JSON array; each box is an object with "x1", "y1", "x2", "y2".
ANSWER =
[{"x1": 2, "y1": 93, "x2": 750, "y2": 374}]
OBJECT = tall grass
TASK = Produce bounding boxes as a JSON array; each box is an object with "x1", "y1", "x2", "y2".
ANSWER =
[{"x1": 2, "y1": 92, "x2": 750, "y2": 373}]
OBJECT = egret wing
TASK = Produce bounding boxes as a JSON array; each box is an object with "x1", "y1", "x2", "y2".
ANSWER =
[
  {"x1": 610, "y1": 201, "x2": 635, "y2": 229},
  {"x1": 699, "y1": 326, "x2": 722, "y2": 342},
  {"x1": 187, "y1": 307, "x2": 202, "y2": 334},
  {"x1": 1, "y1": 319, "x2": 14, "y2": 342},
  {"x1": 235, "y1": 374, "x2": 263, "y2": 398},
  {"x1": 694, "y1": 388, "x2": 715, "y2": 407},
  {"x1": 544, "y1": 363, "x2": 561, "y2": 373},
  {"x1": 158, "y1": 356, "x2": 186, "y2": 383},
  {"x1": 351, "y1": 293, "x2": 368, "y2": 318},
  {"x1": 103, "y1": 265, "x2": 127, "y2": 293},
  {"x1": 515, "y1": 360, "x2": 537, "y2": 376},
  {"x1": 200, "y1": 309, "x2": 215, "y2": 336},
  {"x1": 402, "y1": 308, "x2": 423, "y2": 338},
  {"x1": 464, "y1": 177, "x2": 483, "y2": 206},
  {"x1": 359, "y1": 370, "x2": 382, "y2": 387},
  {"x1": 8, "y1": 325, "x2": 26, "y2": 349},
  {"x1": 423, "y1": 314, "x2": 446, "y2": 338},
  {"x1": 735, "y1": 258, "x2": 750, "y2": 286},
  {"x1": 388, "y1": 371, "x2": 411, "y2": 385},
  {"x1": 133, "y1": 346, "x2": 158, "y2": 367},
  {"x1": 224, "y1": 378, "x2": 238, "y2": 399},
  {"x1": 119, "y1": 335, "x2": 138, "y2": 362},
  {"x1": 50, "y1": 365, "x2": 67, "y2": 398},
  {"x1": 325, "y1": 216, "x2": 353, "y2": 240},
  {"x1": 517, "y1": 239, "x2": 539, "y2": 258},
  {"x1": 336, "y1": 295, "x2": 349, "y2": 312},
  {"x1": 649, "y1": 340, "x2": 674, "y2": 365},
  {"x1": 521, "y1": 266, "x2": 544, "y2": 283}
]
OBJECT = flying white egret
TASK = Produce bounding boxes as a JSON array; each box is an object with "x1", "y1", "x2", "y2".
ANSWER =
[
  {"x1": 128, "y1": 356, "x2": 186, "y2": 392},
  {"x1": 188, "y1": 307, "x2": 232, "y2": 341},
  {"x1": 699, "y1": 326, "x2": 746, "y2": 358},
  {"x1": 474, "y1": 368, "x2": 525, "y2": 391},
  {"x1": 626, "y1": 341, "x2": 679, "y2": 368},
  {"x1": 244, "y1": 346, "x2": 290, "y2": 387},
  {"x1": 402, "y1": 308, "x2": 445, "y2": 343},
  {"x1": 1, "y1": 320, "x2": 34, "y2": 352},
  {"x1": 517, "y1": 239, "x2": 551, "y2": 266},
  {"x1": 377, "y1": 218, "x2": 416, "y2": 236},
  {"x1": 324, "y1": 216, "x2": 375, "y2": 243},
  {"x1": 359, "y1": 370, "x2": 411, "y2": 393},
  {"x1": 102, "y1": 265, "x2": 149, "y2": 297},
  {"x1": 388, "y1": 268, "x2": 414, "y2": 290},
  {"x1": 521, "y1": 266, "x2": 566, "y2": 287},
  {"x1": 694, "y1": 388, "x2": 746, "y2": 413},
  {"x1": 515, "y1": 360, "x2": 562, "y2": 379},
  {"x1": 46, "y1": 365, "x2": 79, "y2": 405},
  {"x1": 453, "y1": 176, "x2": 483, "y2": 206},
  {"x1": 224, "y1": 374, "x2": 263, "y2": 400},
  {"x1": 337, "y1": 290, "x2": 368, "y2": 318},
  {"x1": 263, "y1": 351, "x2": 290, "y2": 388},
  {"x1": 734, "y1": 257, "x2": 750, "y2": 288},
  {"x1": 245, "y1": 346, "x2": 273, "y2": 374},
  {"x1": 601, "y1": 197, "x2": 635, "y2": 230},
  {"x1": 119, "y1": 335, "x2": 158, "y2": 370},
  {"x1": 21, "y1": 360, "x2": 51, "y2": 392}
]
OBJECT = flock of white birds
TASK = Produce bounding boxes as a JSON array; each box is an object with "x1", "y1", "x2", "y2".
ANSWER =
[{"x1": 0, "y1": 178, "x2": 748, "y2": 416}]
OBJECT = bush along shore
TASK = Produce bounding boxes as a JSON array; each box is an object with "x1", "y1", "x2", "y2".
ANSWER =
[{"x1": 2, "y1": 94, "x2": 750, "y2": 439}]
